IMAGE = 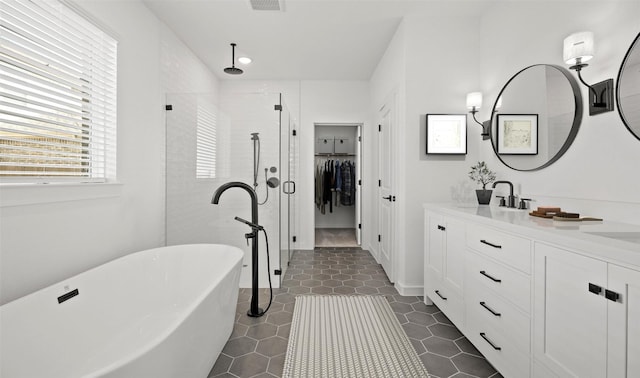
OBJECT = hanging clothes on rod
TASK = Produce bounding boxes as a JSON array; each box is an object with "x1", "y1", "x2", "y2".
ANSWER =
[{"x1": 314, "y1": 156, "x2": 356, "y2": 214}]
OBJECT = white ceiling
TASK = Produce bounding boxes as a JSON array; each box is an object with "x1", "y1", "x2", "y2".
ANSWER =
[{"x1": 143, "y1": 0, "x2": 490, "y2": 81}]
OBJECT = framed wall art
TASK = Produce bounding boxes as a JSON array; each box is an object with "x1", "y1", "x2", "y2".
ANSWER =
[
  {"x1": 426, "y1": 114, "x2": 467, "y2": 155},
  {"x1": 496, "y1": 114, "x2": 538, "y2": 155}
]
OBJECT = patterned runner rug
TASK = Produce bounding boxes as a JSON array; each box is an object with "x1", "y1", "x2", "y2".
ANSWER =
[{"x1": 283, "y1": 295, "x2": 429, "y2": 377}]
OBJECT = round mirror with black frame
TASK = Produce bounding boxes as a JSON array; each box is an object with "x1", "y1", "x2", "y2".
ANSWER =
[
  {"x1": 490, "y1": 64, "x2": 583, "y2": 171},
  {"x1": 616, "y1": 31, "x2": 640, "y2": 142}
]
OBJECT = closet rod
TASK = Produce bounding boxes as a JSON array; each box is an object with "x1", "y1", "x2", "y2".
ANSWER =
[{"x1": 315, "y1": 153, "x2": 356, "y2": 157}]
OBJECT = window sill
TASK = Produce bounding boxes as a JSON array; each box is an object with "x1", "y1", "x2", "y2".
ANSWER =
[{"x1": 0, "y1": 182, "x2": 123, "y2": 207}]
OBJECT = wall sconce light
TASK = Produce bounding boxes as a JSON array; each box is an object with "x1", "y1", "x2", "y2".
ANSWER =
[
  {"x1": 466, "y1": 92, "x2": 490, "y2": 140},
  {"x1": 563, "y1": 31, "x2": 614, "y2": 115}
]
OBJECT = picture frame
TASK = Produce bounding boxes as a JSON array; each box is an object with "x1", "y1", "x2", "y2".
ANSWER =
[
  {"x1": 496, "y1": 114, "x2": 538, "y2": 155},
  {"x1": 426, "y1": 114, "x2": 467, "y2": 155}
]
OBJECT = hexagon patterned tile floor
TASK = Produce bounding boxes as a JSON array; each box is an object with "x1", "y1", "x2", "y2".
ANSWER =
[{"x1": 208, "y1": 247, "x2": 504, "y2": 378}]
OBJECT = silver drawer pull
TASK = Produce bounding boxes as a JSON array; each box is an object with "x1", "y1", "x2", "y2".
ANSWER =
[
  {"x1": 434, "y1": 290, "x2": 447, "y2": 301},
  {"x1": 480, "y1": 301, "x2": 502, "y2": 317},
  {"x1": 480, "y1": 332, "x2": 502, "y2": 350},
  {"x1": 480, "y1": 239, "x2": 502, "y2": 249},
  {"x1": 479, "y1": 270, "x2": 502, "y2": 283}
]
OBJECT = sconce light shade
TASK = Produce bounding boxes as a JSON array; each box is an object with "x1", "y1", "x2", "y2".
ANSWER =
[
  {"x1": 563, "y1": 31, "x2": 594, "y2": 65},
  {"x1": 466, "y1": 92, "x2": 483, "y2": 110}
]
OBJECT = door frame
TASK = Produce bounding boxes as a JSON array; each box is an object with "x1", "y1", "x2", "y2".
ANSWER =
[{"x1": 312, "y1": 123, "x2": 363, "y2": 247}]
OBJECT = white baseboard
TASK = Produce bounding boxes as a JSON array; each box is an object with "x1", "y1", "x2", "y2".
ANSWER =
[{"x1": 394, "y1": 281, "x2": 423, "y2": 297}]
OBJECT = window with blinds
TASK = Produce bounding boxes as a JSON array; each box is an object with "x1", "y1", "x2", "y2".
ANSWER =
[
  {"x1": 0, "y1": 0, "x2": 117, "y2": 182},
  {"x1": 196, "y1": 97, "x2": 217, "y2": 179}
]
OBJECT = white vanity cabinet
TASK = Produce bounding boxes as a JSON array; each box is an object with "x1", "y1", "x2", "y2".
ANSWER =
[
  {"x1": 423, "y1": 204, "x2": 640, "y2": 378},
  {"x1": 424, "y1": 211, "x2": 465, "y2": 326},
  {"x1": 534, "y1": 243, "x2": 640, "y2": 378}
]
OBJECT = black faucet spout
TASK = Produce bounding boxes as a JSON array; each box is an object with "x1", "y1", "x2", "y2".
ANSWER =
[
  {"x1": 212, "y1": 181, "x2": 259, "y2": 225},
  {"x1": 492, "y1": 180, "x2": 516, "y2": 208}
]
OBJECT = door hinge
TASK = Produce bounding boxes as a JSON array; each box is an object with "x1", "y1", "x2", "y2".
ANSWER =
[
  {"x1": 292, "y1": 129, "x2": 297, "y2": 136},
  {"x1": 358, "y1": 136, "x2": 361, "y2": 142},
  {"x1": 378, "y1": 124, "x2": 381, "y2": 132},
  {"x1": 274, "y1": 104, "x2": 283, "y2": 111},
  {"x1": 358, "y1": 223, "x2": 361, "y2": 229},
  {"x1": 274, "y1": 269, "x2": 282, "y2": 275},
  {"x1": 165, "y1": 104, "x2": 173, "y2": 111},
  {"x1": 378, "y1": 234, "x2": 381, "y2": 242},
  {"x1": 378, "y1": 179, "x2": 381, "y2": 187},
  {"x1": 358, "y1": 179, "x2": 361, "y2": 186},
  {"x1": 292, "y1": 236, "x2": 297, "y2": 242}
]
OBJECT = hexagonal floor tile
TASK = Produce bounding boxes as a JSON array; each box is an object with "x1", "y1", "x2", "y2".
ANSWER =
[
  {"x1": 229, "y1": 353, "x2": 269, "y2": 377},
  {"x1": 419, "y1": 352, "x2": 459, "y2": 378},
  {"x1": 246, "y1": 323, "x2": 277, "y2": 340},
  {"x1": 429, "y1": 323, "x2": 463, "y2": 340},
  {"x1": 221, "y1": 336, "x2": 257, "y2": 357},
  {"x1": 256, "y1": 336, "x2": 288, "y2": 357},
  {"x1": 423, "y1": 336, "x2": 462, "y2": 357},
  {"x1": 452, "y1": 353, "x2": 497, "y2": 377}
]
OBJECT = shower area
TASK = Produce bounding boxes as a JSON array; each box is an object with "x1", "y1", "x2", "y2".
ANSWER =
[{"x1": 165, "y1": 92, "x2": 297, "y2": 289}]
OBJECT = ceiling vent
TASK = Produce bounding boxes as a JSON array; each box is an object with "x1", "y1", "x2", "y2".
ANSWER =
[{"x1": 248, "y1": 0, "x2": 284, "y2": 11}]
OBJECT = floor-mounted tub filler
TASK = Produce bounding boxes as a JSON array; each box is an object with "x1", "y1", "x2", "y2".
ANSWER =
[{"x1": 0, "y1": 244, "x2": 243, "y2": 378}]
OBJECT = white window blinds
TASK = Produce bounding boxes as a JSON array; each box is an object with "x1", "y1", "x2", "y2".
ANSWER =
[
  {"x1": 0, "y1": 0, "x2": 117, "y2": 182},
  {"x1": 196, "y1": 97, "x2": 217, "y2": 179}
]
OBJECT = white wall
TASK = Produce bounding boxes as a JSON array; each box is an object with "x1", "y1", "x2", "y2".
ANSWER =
[
  {"x1": 300, "y1": 81, "x2": 371, "y2": 249},
  {"x1": 369, "y1": 14, "x2": 482, "y2": 294},
  {"x1": 0, "y1": 2, "x2": 222, "y2": 305},
  {"x1": 0, "y1": 1, "x2": 166, "y2": 304},
  {"x1": 478, "y1": 1, "x2": 640, "y2": 224}
]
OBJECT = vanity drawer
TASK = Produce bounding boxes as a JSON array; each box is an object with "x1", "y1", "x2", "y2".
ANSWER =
[
  {"x1": 467, "y1": 224, "x2": 532, "y2": 274},
  {"x1": 425, "y1": 273, "x2": 463, "y2": 327},
  {"x1": 466, "y1": 250, "x2": 531, "y2": 313},
  {"x1": 465, "y1": 281, "x2": 530, "y2": 354},
  {"x1": 466, "y1": 307, "x2": 531, "y2": 378}
]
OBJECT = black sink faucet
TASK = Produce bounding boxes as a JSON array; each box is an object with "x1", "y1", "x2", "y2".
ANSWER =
[{"x1": 492, "y1": 180, "x2": 516, "y2": 208}]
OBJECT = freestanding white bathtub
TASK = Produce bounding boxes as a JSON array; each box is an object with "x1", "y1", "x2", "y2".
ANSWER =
[{"x1": 0, "y1": 244, "x2": 243, "y2": 378}]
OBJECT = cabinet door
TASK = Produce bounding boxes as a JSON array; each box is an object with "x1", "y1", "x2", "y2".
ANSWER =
[
  {"x1": 443, "y1": 217, "x2": 465, "y2": 294},
  {"x1": 608, "y1": 264, "x2": 640, "y2": 378},
  {"x1": 534, "y1": 243, "x2": 607, "y2": 378},
  {"x1": 425, "y1": 212, "x2": 445, "y2": 280}
]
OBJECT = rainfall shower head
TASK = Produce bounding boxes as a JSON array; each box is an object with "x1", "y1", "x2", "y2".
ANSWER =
[{"x1": 224, "y1": 43, "x2": 244, "y2": 75}]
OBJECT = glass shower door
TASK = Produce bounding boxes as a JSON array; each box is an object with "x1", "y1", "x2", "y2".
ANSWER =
[
  {"x1": 279, "y1": 97, "x2": 297, "y2": 281},
  {"x1": 166, "y1": 92, "x2": 283, "y2": 289}
]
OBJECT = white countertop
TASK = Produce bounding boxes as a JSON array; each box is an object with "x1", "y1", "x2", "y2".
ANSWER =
[{"x1": 424, "y1": 203, "x2": 640, "y2": 269}]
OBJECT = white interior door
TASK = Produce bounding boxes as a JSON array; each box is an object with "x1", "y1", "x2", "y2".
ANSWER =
[
  {"x1": 355, "y1": 125, "x2": 362, "y2": 245},
  {"x1": 378, "y1": 103, "x2": 394, "y2": 282}
]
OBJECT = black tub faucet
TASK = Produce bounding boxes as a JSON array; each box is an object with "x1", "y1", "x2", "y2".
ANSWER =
[
  {"x1": 212, "y1": 181, "x2": 263, "y2": 317},
  {"x1": 492, "y1": 180, "x2": 516, "y2": 208}
]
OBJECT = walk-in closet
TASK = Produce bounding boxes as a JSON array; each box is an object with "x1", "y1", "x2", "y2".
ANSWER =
[{"x1": 314, "y1": 124, "x2": 361, "y2": 247}]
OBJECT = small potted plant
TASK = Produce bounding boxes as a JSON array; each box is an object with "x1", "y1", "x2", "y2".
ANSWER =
[{"x1": 469, "y1": 161, "x2": 496, "y2": 205}]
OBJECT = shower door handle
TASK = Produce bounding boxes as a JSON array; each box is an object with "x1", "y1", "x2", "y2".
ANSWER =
[{"x1": 283, "y1": 181, "x2": 296, "y2": 194}]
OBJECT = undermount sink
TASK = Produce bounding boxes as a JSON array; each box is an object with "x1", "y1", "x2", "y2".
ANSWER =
[{"x1": 584, "y1": 231, "x2": 640, "y2": 244}]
